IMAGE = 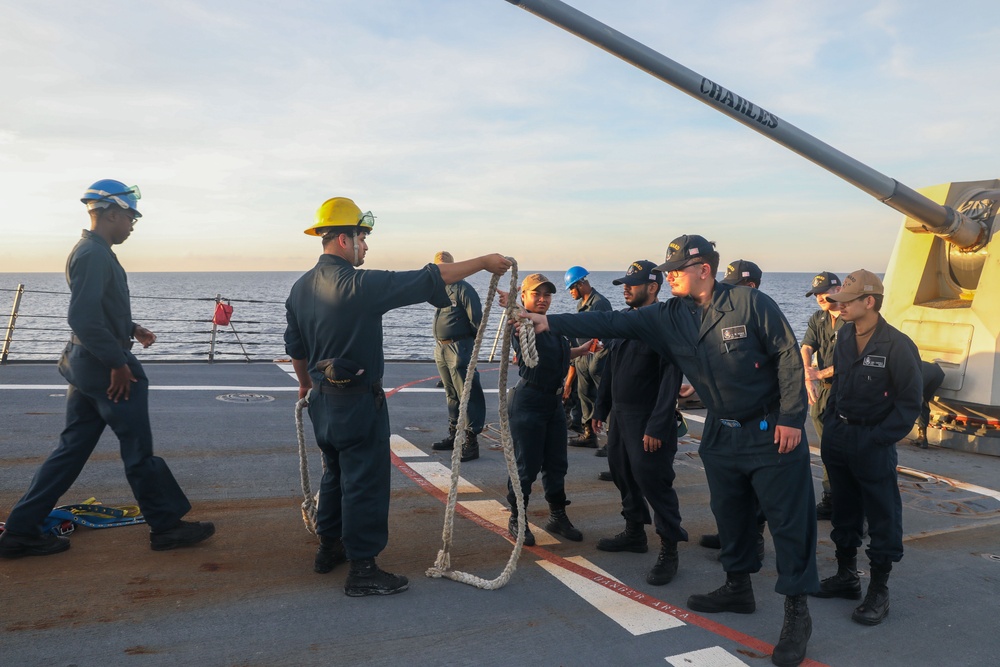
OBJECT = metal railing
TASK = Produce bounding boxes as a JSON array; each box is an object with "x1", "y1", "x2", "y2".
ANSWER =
[{"x1": 0, "y1": 283, "x2": 509, "y2": 365}]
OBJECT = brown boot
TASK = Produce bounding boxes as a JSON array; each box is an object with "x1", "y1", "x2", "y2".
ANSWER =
[{"x1": 568, "y1": 424, "x2": 597, "y2": 448}]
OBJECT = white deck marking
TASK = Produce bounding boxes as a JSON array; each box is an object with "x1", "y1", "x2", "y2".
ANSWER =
[
  {"x1": 665, "y1": 646, "x2": 750, "y2": 666},
  {"x1": 537, "y1": 556, "x2": 685, "y2": 635},
  {"x1": 458, "y1": 499, "x2": 559, "y2": 546},
  {"x1": 407, "y1": 461, "x2": 481, "y2": 493},
  {"x1": 681, "y1": 411, "x2": 705, "y2": 423},
  {"x1": 390, "y1": 434, "x2": 427, "y2": 458}
]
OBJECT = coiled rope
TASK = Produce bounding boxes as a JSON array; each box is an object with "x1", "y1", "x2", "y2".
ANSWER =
[
  {"x1": 426, "y1": 257, "x2": 538, "y2": 589},
  {"x1": 295, "y1": 397, "x2": 321, "y2": 535}
]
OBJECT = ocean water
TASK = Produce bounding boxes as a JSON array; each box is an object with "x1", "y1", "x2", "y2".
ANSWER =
[{"x1": 0, "y1": 269, "x2": 824, "y2": 363}]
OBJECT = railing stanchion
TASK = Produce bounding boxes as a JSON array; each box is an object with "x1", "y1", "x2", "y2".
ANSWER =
[
  {"x1": 1, "y1": 284, "x2": 25, "y2": 365},
  {"x1": 488, "y1": 321, "x2": 504, "y2": 363},
  {"x1": 208, "y1": 293, "x2": 220, "y2": 363}
]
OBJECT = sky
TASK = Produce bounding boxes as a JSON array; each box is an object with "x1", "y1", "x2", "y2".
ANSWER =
[{"x1": 2, "y1": 0, "x2": 998, "y2": 274}]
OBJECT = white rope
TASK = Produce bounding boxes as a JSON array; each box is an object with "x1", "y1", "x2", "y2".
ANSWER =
[
  {"x1": 295, "y1": 397, "x2": 320, "y2": 535},
  {"x1": 426, "y1": 258, "x2": 539, "y2": 589}
]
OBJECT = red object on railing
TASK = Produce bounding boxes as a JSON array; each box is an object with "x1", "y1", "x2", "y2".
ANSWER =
[{"x1": 213, "y1": 302, "x2": 234, "y2": 326}]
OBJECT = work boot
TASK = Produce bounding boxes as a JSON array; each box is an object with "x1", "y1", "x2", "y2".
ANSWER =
[
  {"x1": 431, "y1": 423, "x2": 457, "y2": 451},
  {"x1": 915, "y1": 426, "x2": 929, "y2": 449},
  {"x1": 594, "y1": 445, "x2": 608, "y2": 457},
  {"x1": 772, "y1": 594, "x2": 812, "y2": 667},
  {"x1": 699, "y1": 533, "x2": 721, "y2": 549},
  {"x1": 314, "y1": 535, "x2": 347, "y2": 574},
  {"x1": 149, "y1": 520, "x2": 216, "y2": 551},
  {"x1": 597, "y1": 520, "x2": 648, "y2": 553},
  {"x1": 460, "y1": 430, "x2": 479, "y2": 462},
  {"x1": 646, "y1": 538, "x2": 679, "y2": 586},
  {"x1": 545, "y1": 504, "x2": 583, "y2": 541},
  {"x1": 0, "y1": 531, "x2": 71, "y2": 559},
  {"x1": 813, "y1": 550, "x2": 861, "y2": 599},
  {"x1": 508, "y1": 513, "x2": 535, "y2": 546},
  {"x1": 687, "y1": 572, "x2": 756, "y2": 614},
  {"x1": 852, "y1": 566, "x2": 890, "y2": 625},
  {"x1": 568, "y1": 424, "x2": 597, "y2": 448},
  {"x1": 815, "y1": 492, "x2": 833, "y2": 520},
  {"x1": 344, "y1": 558, "x2": 408, "y2": 597},
  {"x1": 598, "y1": 470, "x2": 613, "y2": 481},
  {"x1": 568, "y1": 421, "x2": 584, "y2": 435}
]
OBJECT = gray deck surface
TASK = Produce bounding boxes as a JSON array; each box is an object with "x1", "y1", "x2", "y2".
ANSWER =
[{"x1": 1, "y1": 361, "x2": 999, "y2": 667}]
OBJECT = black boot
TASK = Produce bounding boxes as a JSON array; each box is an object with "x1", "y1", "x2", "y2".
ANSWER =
[
  {"x1": 772, "y1": 594, "x2": 812, "y2": 667},
  {"x1": 815, "y1": 492, "x2": 833, "y2": 520},
  {"x1": 568, "y1": 424, "x2": 597, "y2": 448},
  {"x1": 460, "y1": 430, "x2": 480, "y2": 462},
  {"x1": 597, "y1": 520, "x2": 648, "y2": 553},
  {"x1": 0, "y1": 531, "x2": 71, "y2": 558},
  {"x1": 314, "y1": 535, "x2": 347, "y2": 574},
  {"x1": 687, "y1": 572, "x2": 756, "y2": 614},
  {"x1": 431, "y1": 423, "x2": 457, "y2": 451},
  {"x1": 852, "y1": 565, "x2": 890, "y2": 625},
  {"x1": 344, "y1": 558, "x2": 409, "y2": 597},
  {"x1": 646, "y1": 538, "x2": 678, "y2": 586},
  {"x1": 545, "y1": 503, "x2": 583, "y2": 541},
  {"x1": 813, "y1": 550, "x2": 861, "y2": 599},
  {"x1": 508, "y1": 512, "x2": 535, "y2": 547}
]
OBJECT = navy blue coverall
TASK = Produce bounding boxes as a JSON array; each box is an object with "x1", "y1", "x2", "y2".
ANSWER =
[
  {"x1": 548, "y1": 282, "x2": 819, "y2": 595},
  {"x1": 593, "y1": 314, "x2": 687, "y2": 544},
  {"x1": 4, "y1": 230, "x2": 191, "y2": 535},
  {"x1": 285, "y1": 254, "x2": 449, "y2": 560},
  {"x1": 822, "y1": 316, "x2": 921, "y2": 567},
  {"x1": 433, "y1": 280, "x2": 486, "y2": 434},
  {"x1": 506, "y1": 330, "x2": 572, "y2": 510}
]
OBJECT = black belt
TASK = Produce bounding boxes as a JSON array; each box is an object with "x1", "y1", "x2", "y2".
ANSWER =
[
  {"x1": 70, "y1": 334, "x2": 133, "y2": 350},
  {"x1": 521, "y1": 380, "x2": 561, "y2": 396},
  {"x1": 319, "y1": 382, "x2": 383, "y2": 396},
  {"x1": 718, "y1": 404, "x2": 779, "y2": 429},
  {"x1": 437, "y1": 336, "x2": 472, "y2": 345},
  {"x1": 837, "y1": 413, "x2": 877, "y2": 426}
]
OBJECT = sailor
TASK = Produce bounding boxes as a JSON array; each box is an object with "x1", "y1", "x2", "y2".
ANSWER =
[
  {"x1": 0, "y1": 180, "x2": 215, "y2": 559},
  {"x1": 721, "y1": 259, "x2": 762, "y2": 289},
  {"x1": 499, "y1": 274, "x2": 592, "y2": 546},
  {"x1": 698, "y1": 259, "x2": 768, "y2": 561},
  {"x1": 429, "y1": 251, "x2": 486, "y2": 462},
  {"x1": 563, "y1": 266, "x2": 613, "y2": 453},
  {"x1": 519, "y1": 234, "x2": 818, "y2": 667},
  {"x1": 591, "y1": 260, "x2": 687, "y2": 586},
  {"x1": 813, "y1": 270, "x2": 922, "y2": 626},
  {"x1": 285, "y1": 197, "x2": 510, "y2": 596},
  {"x1": 800, "y1": 271, "x2": 844, "y2": 519}
]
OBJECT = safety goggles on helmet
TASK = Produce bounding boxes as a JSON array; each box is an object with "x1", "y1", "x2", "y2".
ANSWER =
[
  {"x1": 357, "y1": 210, "x2": 375, "y2": 233},
  {"x1": 82, "y1": 182, "x2": 142, "y2": 218}
]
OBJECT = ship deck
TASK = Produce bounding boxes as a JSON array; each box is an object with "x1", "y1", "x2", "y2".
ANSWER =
[{"x1": 2, "y1": 361, "x2": 999, "y2": 667}]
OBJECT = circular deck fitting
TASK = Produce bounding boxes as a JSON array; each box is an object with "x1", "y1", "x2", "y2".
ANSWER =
[
  {"x1": 982, "y1": 553, "x2": 1000, "y2": 563},
  {"x1": 215, "y1": 393, "x2": 275, "y2": 403}
]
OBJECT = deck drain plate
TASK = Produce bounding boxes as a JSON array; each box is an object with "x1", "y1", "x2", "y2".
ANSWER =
[{"x1": 216, "y1": 393, "x2": 275, "y2": 403}]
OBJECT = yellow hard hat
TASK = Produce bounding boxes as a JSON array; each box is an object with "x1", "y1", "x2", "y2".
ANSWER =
[{"x1": 304, "y1": 197, "x2": 376, "y2": 236}]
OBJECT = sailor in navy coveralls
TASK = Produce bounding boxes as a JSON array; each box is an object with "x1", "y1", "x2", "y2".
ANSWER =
[
  {"x1": 0, "y1": 179, "x2": 213, "y2": 559},
  {"x1": 813, "y1": 270, "x2": 921, "y2": 627},
  {"x1": 591, "y1": 260, "x2": 686, "y2": 586},
  {"x1": 519, "y1": 235, "x2": 818, "y2": 667},
  {"x1": 285, "y1": 196, "x2": 510, "y2": 596}
]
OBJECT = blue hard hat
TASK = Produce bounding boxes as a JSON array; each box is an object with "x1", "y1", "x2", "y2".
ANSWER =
[
  {"x1": 81, "y1": 179, "x2": 142, "y2": 218},
  {"x1": 564, "y1": 266, "x2": 589, "y2": 290}
]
